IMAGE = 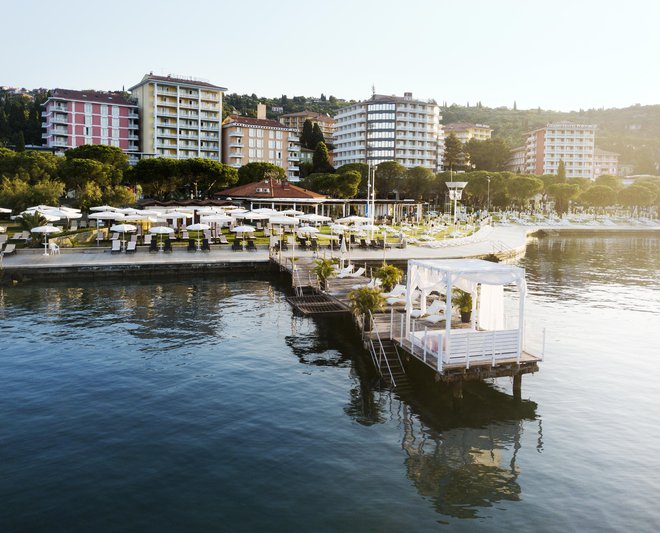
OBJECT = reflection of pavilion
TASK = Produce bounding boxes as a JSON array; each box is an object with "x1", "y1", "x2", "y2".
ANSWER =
[{"x1": 397, "y1": 382, "x2": 539, "y2": 520}]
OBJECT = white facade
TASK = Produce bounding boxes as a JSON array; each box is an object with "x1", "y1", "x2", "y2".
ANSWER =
[
  {"x1": 333, "y1": 93, "x2": 443, "y2": 171},
  {"x1": 593, "y1": 148, "x2": 619, "y2": 178}
]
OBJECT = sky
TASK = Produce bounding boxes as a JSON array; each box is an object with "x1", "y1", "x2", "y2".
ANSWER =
[{"x1": 2, "y1": 0, "x2": 658, "y2": 111}]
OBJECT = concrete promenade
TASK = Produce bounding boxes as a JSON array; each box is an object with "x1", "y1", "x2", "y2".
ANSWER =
[{"x1": 1, "y1": 225, "x2": 657, "y2": 275}]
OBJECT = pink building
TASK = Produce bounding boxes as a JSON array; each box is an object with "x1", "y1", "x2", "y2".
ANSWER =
[{"x1": 42, "y1": 89, "x2": 140, "y2": 161}]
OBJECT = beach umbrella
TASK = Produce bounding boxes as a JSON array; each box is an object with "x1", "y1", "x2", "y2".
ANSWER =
[
  {"x1": 269, "y1": 216, "x2": 300, "y2": 226},
  {"x1": 231, "y1": 225, "x2": 256, "y2": 234},
  {"x1": 336, "y1": 215, "x2": 369, "y2": 224},
  {"x1": 90, "y1": 205, "x2": 120, "y2": 212},
  {"x1": 31, "y1": 225, "x2": 61, "y2": 256},
  {"x1": 186, "y1": 222, "x2": 211, "y2": 250},
  {"x1": 89, "y1": 211, "x2": 126, "y2": 245},
  {"x1": 149, "y1": 225, "x2": 175, "y2": 249},
  {"x1": 253, "y1": 208, "x2": 278, "y2": 215},
  {"x1": 110, "y1": 223, "x2": 138, "y2": 250},
  {"x1": 330, "y1": 223, "x2": 349, "y2": 233},
  {"x1": 123, "y1": 214, "x2": 157, "y2": 223},
  {"x1": 0, "y1": 207, "x2": 12, "y2": 214},
  {"x1": 297, "y1": 225, "x2": 319, "y2": 234},
  {"x1": 202, "y1": 214, "x2": 232, "y2": 223},
  {"x1": 21, "y1": 210, "x2": 61, "y2": 223},
  {"x1": 280, "y1": 208, "x2": 305, "y2": 216},
  {"x1": 297, "y1": 213, "x2": 332, "y2": 223},
  {"x1": 240, "y1": 212, "x2": 269, "y2": 221},
  {"x1": 27, "y1": 204, "x2": 59, "y2": 212}
]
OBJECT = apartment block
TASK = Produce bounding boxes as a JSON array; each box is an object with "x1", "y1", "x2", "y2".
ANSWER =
[
  {"x1": 279, "y1": 111, "x2": 335, "y2": 142},
  {"x1": 507, "y1": 146, "x2": 527, "y2": 173},
  {"x1": 333, "y1": 93, "x2": 444, "y2": 171},
  {"x1": 523, "y1": 122, "x2": 596, "y2": 178},
  {"x1": 443, "y1": 122, "x2": 492, "y2": 143},
  {"x1": 41, "y1": 89, "x2": 139, "y2": 160},
  {"x1": 129, "y1": 73, "x2": 225, "y2": 161},
  {"x1": 222, "y1": 104, "x2": 301, "y2": 181},
  {"x1": 593, "y1": 148, "x2": 619, "y2": 178}
]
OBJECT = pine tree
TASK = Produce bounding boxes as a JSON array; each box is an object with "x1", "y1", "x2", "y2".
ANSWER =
[
  {"x1": 312, "y1": 141, "x2": 333, "y2": 173},
  {"x1": 311, "y1": 123, "x2": 325, "y2": 148},
  {"x1": 15, "y1": 131, "x2": 25, "y2": 152},
  {"x1": 301, "y1": 119, "x2": 314, "y2": 149},
  {"x1": 557, "y1": 159, "x2": 566, "y2": 179},
  {"x1": 443, "y1": 133, "x2": 464, "y2": 171},
  {"x1": 513, "y1": 100, "x2": 517, "y2": 111}
]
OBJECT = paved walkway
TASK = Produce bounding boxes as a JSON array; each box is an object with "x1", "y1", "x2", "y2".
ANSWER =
[{"x1": 2, "y1": 225, "x2": 657, "y2": 271}]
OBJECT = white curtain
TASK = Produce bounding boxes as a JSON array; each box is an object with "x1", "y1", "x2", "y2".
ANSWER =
[{"x1": 479, "y1": 284, "x2": 504, "y2": 330}]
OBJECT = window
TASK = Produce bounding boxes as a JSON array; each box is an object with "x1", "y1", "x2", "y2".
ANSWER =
[
  {"x1": 256, "y1": 139, "x2": 263, "y2": 148},
  {"x1": 100, "y1": 105, "x2": 108, "y2": 115},
  {"x1": 269, "y1": 140, "x2": 275, "y2": 149},
  {"x1": 249, "y1": 149, "x2": 255, "y2": 157},
  {"x1": 112, "y1": 118, "x2": 119, "y2": 129},
  {"x1": 276, "y1": 131, "x2": 282, "y2": 139},
  {"x1": 249, "y1": 138, "x2": 255, "y2": 148},
  {"x1": 101, "y1": 117, "x2": 108, "y2": 127},
  {"x1": 112, "y1": 128, "x2": 119, "y2": 139},
  {"x1": 257, "y1": 129, "x2": 263, "y2": 138},
  {"x1": 84, "y1": 103, "x2": 92, "y2": 114},
  {"x1": 269, "y1": 150, "x2": 274, "y2": 159},
  {"x1": 101, "y1": 128, "x2": 109, "y2": 138},
  {"x1": 249, "y1": 129, "x2": 255, "y2": 137},
  {"x1": 112, "y1": 106, "x2": 119, "y2": 117}
]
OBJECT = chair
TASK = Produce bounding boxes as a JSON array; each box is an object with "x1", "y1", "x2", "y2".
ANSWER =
[
  {"x1": 48, "y1": 242, "x2": 60, "y2": 255},
  {"x1": 410, "y1": 299, "x2": 444, "y2": 319},
  {"x1": 218, "y1": 234, "x2": 229, "y2": 245},
  {"x1": 202, "y1": 238, "x2": 211, "y2": 252},
  {"x1": 70, "y1": 221, "x2": 78, "y2": 231},
  {"x1": 110, "y1": 232, "x2": 119, "y2": 241},
  {"x1": 382, "y1": 284, "x2": 406, "y2": 298},
  {"x1": 143, "y1": 234, "x2": 152, "y2": 245},
  {"x1": 337, "y1": 265, "x2": 355, "y2": 278},
  {"x1": 149, "y1": 239, "x2": 159, "y2": 253},
  {"x1": 110, "y1": 240, "x2": 121, "y2": 253},
  {"x1": 130, "y1": 234, "x2": 138, "y2": 242},
  {"x1": 280, "y1": 240, "x2": 288, "y2": 251},
  {"x1": 164, "y1": 238, "x2": 173, "y2": 252},
  {"x1": 182, "y1": 230, "x2": 189, "y2": 240},
  {"x1": 2, "y1": 243, "x2": 16, "y2": 256},
  {"x1": 345, "y1": 266, "x2": 366, "y2": 278},
  {"x1": 246, "y1": 239, "x2": 257, "y2": 252},
  {"x1": 359, "y1": 239, "x2": 368, "y2": 249},
  {"x1": 126, "y1": 241, "x2": 137, "y2": 253},
  {"x1": 232, "y1": 239, "x2": 242, "y2": 251},
  {"x1": 0, "y1": 234, "x2": 7, "y2": 245},
  {"x1": 187, "y1": 239, "x2": 197, "y2": 252},
  {"x1": 310, "y1": 240, "x2": 319, "y2": 252}
]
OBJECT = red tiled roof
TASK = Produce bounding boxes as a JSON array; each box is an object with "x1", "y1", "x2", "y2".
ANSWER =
[
  {"x1": 216, "y1": 179, "x2": 326, "y2": 200},
  {"x1": 129, "y1": 73, "x2": 226, "y2": 91},
  {"x1": 223, "y1": 115, "x2": 296, "y2": 130},
  {"x1": 50, "y1": 89, "x2": 136, "y2": 106}
]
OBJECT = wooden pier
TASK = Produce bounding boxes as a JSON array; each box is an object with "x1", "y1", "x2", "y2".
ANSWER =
[{"x1": 271, "y1": 254, "x2": 541, "y2": 398}]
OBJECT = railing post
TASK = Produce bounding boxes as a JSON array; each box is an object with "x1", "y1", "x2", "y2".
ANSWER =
[
  {"x1": 399, "y1": 313, "x2": 404, "y2": 341},
  {"x1": 491, "y1": 330, "x2": 496, "y2": 367},
  {"x1": 411, "y1": 319, "x2": 416, "y2": 355},
  {"x1": 466, "y1": 333, "x2": 471, "y2": 369},
  {"x1": 437, "y1": 335, "x2": 443, "y2": 374},
  {"x1": 390, "y1": 308, "x2": 394, "y2": 340},
  {"x1": 423, "y1": 326, "x2": 428, "y2": 363}
]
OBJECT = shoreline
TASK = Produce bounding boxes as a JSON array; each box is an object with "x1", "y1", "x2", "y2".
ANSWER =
[{"x1": 1, "y1": 225, "x2": 657, "y2": 283}]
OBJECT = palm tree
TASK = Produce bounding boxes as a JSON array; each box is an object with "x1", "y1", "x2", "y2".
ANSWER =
[
  {"x1": 374, "y1": 263, "x2": 403, "y2": 292},
  {"x1": 17, "y1": 212, "x2": 47, "y2": 231},
  {"x1": 311, "y1": 258, "x2": 336, "y2": 291},
  {"x1": 348, "y1": 286, "x2": 385, "y2": 331}
]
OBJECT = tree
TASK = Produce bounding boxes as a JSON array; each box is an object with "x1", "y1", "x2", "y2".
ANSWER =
[
  {"x1": 131, "y1": 158, "x2": 181, "y2": 200},
  {"x1": 618, "y1": 184, "x2": 656, "y2": 209},
  {"x1": 401, "y1": 166, "x2": 434, "y2": 200},
  {"x1": 547, "y1": 183, "x2": 580, "y2": 214},
  {"x1": 15, "y1": 131, "x2": 25, "y2": 152},
  {"x1": 74, "y1": 181, "x2": 103, "y2": 211},
  {"x1": 237, "y1": 162, "x2": 285, "y2": 185},
  {"x1": 312, "y1": 141, "x2": 334, "y2": 173},
  {"x1": 103, "y1": 185, "x2": 137, "y2": 207},
  {"x1": 506, "y1": 175, "x2": 543, "y2": 208},
  {"x1": 17, "y1": 211, "x2": 47, "y2": 231},
  {"x1": 336, "y1": 163, "x2": 369, "y2": 197},
  {"x1": 557, "y1": 160, "x2": 566, "y2": 179},
  {"x1": 0, "y1": 175, "x2": 31, "y2": 212},
  {"x1": 463, "y1": 138, "x2": 510, "y2": 171},
  {"x1": 60, "y1": 158, "x2": 110, "y2": 190},
  {"x1": 179, "y1": 158, "x2": 238, "y2": 197},
  {"x1": 579, "y1": 185, "x2": 616, "y2": 211},
  {"x1": 302, "y1": 170, "x2": 360, "y2": 198},
  {"x1": 0, "y1": 149, "x2": 60, "y2": 184},
  {"x1": 31, "y1": 178, "x2": 65, "y2": 207},
  {"x1": 65, "y1": 144, "x2": 129, "y2": 171},
  {"x1": 595, "y1": 174, "x2": 623, "y2": 191},
  {"x1": 443, "y1": 133, "x2": 464, "y2": 171},
  {"x1": 375, "y1": 161, "x2": 407, "y2": 198},
  {"x1": 311, "y1": 123, "x2": 325, "y2": 148},
  {"x1": 300, "y1": 120, "x2": 315, "y2": 150}
]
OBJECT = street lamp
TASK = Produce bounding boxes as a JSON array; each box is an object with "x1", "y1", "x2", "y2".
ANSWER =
[
  {"x1": 446, "y1": 181, "x2": 467, "y2": 225},
  {"x1": 487, "y1": 175, "x2": 491, "y2": 213}
]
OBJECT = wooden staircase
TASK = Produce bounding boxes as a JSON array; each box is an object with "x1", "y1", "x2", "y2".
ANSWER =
[{"x1": 367, "y1": 312, "x2": 413, "y2": 394}]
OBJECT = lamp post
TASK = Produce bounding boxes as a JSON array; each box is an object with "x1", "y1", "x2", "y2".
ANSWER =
[
  {"x1": 487, "y1": 175, "x2": 491, "y2": 213},
  {"x1": 446, "y1": 181, "x2": 467, "y2": 225}
]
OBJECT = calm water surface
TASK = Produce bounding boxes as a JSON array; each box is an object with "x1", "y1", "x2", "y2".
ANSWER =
[{"x1": 1, "y1": 234, "x2": 658, "y2": 531}]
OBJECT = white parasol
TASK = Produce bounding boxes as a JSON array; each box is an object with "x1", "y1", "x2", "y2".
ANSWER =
[{"x1": 31, "y1": 225, "x2": 61, "y2": 256}]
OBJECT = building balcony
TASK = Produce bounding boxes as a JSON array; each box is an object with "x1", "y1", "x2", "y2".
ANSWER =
[
  {"x1": 229, "y1": 131, "x2": 243, "y2": 137},
  {"x1": 128, "y1": 110, "x2": 139, "y2": 118},
  {"x1": 288, "y1": 156, "x2": 300, "y2": 162},
  {"x1": 156, "y1": 121, "x2": 177, "y2": 128},
  {"x1": 51, "y1": 140, "x2": 69, "y2": 147},
  {"x1": 128, "y1": 134, "x2": 139, "y2": 140},
  {"x1": 179, "y1": 101, "x2": 199, "y2": 110},
  {"x1": 200, "y1": 135, "x2": 219, "y2": 141},
  {"x1": 157, "y1": 110, "x2": 178, "y2": 118},
  {"x1": 229, "y1": 163, "x2": 241, "y2": 168},
  {"x1": 229, "y1": 142, "x2": 244, "y2": 148},
  {"x1": 179, "y1": 134, "x2": 199, "y2": 140},
  {"x1": 156, "y1": 87, "x2": 177, "y2": 96},
  {"x1": 288, "y1": 135, "x2": 300, "y2": 142},
  {"x1": 229, "y1": 152, "x2": 243, "y2": 158},
  {"x1": 287, "y1": 165, "x2": 299, "y2": 172}
]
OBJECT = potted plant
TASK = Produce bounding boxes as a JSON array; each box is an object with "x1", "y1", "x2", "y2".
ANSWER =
[
  {"x1": 311, "y1": 258, "x2": 336, "y2": 291},
  {"x1": 348, "y1": 286, "x2": 385, "y2": 331},
  {"x1": 374, "y1": 263, "x2": 403, "y2": 293},
  {"x1": 452, "y1": 289, "x2": 473, "y2": 323}
]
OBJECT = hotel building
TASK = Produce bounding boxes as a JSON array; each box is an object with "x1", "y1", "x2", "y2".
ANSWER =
[
  {"x1": 443, "y1": 122, "x2": 492, "y2": 143},
  {"x1": 222, "y1": 104, "x2": 301, "y2": 181},
  {"x1": 593, "y1": 148, "x2": 619, "y2": 178},
  {"x1": 523, "y1": 122, "x2": 596, "y2": 178},
  {"x1": 333, "y1": 93, "x2": 444, "y2": 171},
  {"x1": 279, "y1": 111, "x2": 335, "y2": 141},
  {"x1": 41, "y1": 89, "x2": 140, "y2": 161},
  {"x1": 129, "y1": 73, "x2": 225, "y2": 161}
]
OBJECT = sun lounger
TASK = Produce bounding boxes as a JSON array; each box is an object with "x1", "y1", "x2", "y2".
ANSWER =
[
  {"x1": 110, "y1": 232, "x2": 119, "y2": 241},
  {"x1": 164, "y1": 239, "x2": 173, "y2": 252},
  {"x1": 187, "y1": 239, "x2": 197, "y2": 252},
  {"x1": 70, "y1": 222, "x2": 78, "y2": 231},
  {"x1": 149, "y1": 239, "x2": 159, "y2": 253},
  {"x1": 232, "y1": 239, "x2": 242, "y2": 251},
  {"x1": 0, "y1": 234, "x2": 7, "y2": 245},
  {"x1": 351, "y1": 278, "x2": 382, "y2": 290},
  {"x1": 336, "y1": 265, "x2": 355, "y2": 278},
  {"x1": 218, "y1": 235, "x2": 229, "y2": 245},
  {"x1": 246, "y1": 239, "x2": 257, "y2": 252},
  {"x1": 182, "y1": 230, "x2": 189, "y2": 240},
  {"x1": 1, "y1": 243, "x2": 16, "y2": 258},
  {"x1": 110, "y1": 240, "x2": 121, "y2": 253},
  {"x1": 423, "y1": 312, "x2": 446, "y2": 324},
  {"x1": 143, "y1": 234, "x2": 152, "y2": 245},
  {"x1": 410, "y1": 299, "x2": 444, "y2": 318},
  {"x1": 202, "y1": 238, "x2": 211, "y2": 252},
  {"x1": 344, "y1": 266, "x2": 366, "y2": 278},
  {"x1": 382, "y1": 284, "x2": 406, "y2": 298},
  {"x1": 126, "y1": 241, "x2": 137, "y2": 253},
  {"x1": 130, "y1": 234, "x2": 138, "y2": 242}
]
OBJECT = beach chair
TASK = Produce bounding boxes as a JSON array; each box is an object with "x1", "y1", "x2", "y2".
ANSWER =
[
  {"x1": 310, "y1": 240, "x2": 319, "y2": 252},
  {"x1": 280, "y1": 240, "x2": 288, "y2": 251},
  {"x1": 232, "y1": 239, "x2": 242, "y2": 251},
  {"x1": 202, "y1": 238, "x2": 211, "y2": 252},
  {"x1": 48, "y1": 242, "x2": 60, "y2": 255},
  {"x1": 218, "y1": 234, "x2": 229, "y2": 245},
  {"x1": 126, "y1": 241, "x2": 137, "y2": 253},
  {"x1": 346, "y1": 266, "x2": 366, "y2": 278},
  {"x1": 144, "y1": 234, "x2": 152, "y2": 246},
  {"x1": 359, "y1": 239, "x2": 368, "y2": 249},
  {"x1": 182, "y1": 230, "x2": 189, "y2": 240},
  {"x1": 382, "y1": 284, "x2": 406, "y2": 298},
  {"x1": 246, "y1": 239, "x2": 257, "y2": 252},
  {"x1": 110, "y1": 240, "x2": 121, "y2": 253},
  {"x1": 110, "y1": 232, "x2": 119, "y2": 241},
  {"x1": 0, "y1": 235, "x2": 7, "y2": 246},
  {"x1": 410, "y1": 299, "x2": 444, "y2": 319},
  {"x1": 187, "y1": 239, "x2": 197, "y2": 252},
  {"x1": 149, "y1": 239, "x2": 159, "y2": 253},
  {"x1": 130, "y1": 234, "x2": 138, "y2": 242},
  {"x1": 1, "y1": 243, "x2": 15, "y2": 257},
  {"x1": 337, "y1": 265, "x2": 355, "y2": 278},
  {"x1": 164, "y1": 239, "x2": 173, "y2": 253},
  {"x1": 70, "y1": 221, "x2": 78, "y2": 231},
  {"x1": 11, "y1": 232, "x2": 22, "y2": 240}
]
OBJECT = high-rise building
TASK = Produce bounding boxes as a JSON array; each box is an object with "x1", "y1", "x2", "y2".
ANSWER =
[
  {"x1": 593, "y1": 148, "x2": 619, "y2": 178},
  {"x1": 222, "y1": 104, "x2": 301, "y2": 181},
  {"x1": 41, "y1": 89, "x2": 140, "y2": 161},
  {"x1": 129, "y1": 73, "x2": 225, "y2": 161},
  {"x1": 522, "y1": 122, "x2": 596, "y2": 178},
  {"x1": 333, "y1": 93, "x2": 443, "y2": 171},
  {"x1": 279, "y1": 111, "x2": 335, "y2": 142}
]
